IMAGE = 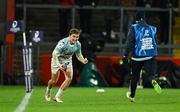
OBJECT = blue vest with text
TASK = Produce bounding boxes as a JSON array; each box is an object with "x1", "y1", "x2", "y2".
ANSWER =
[{"x1": 132, "y1": 24, "x2": 157, "y2": 57}]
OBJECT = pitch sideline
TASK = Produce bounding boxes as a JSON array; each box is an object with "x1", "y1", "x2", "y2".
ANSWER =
[{"x1": 14, "y1": 90, "x2": 33, "y2": 112}]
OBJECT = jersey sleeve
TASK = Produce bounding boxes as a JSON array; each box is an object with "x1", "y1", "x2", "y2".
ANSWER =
[
  {"x1": 75, "y1": 41, "x2": 81, "y2": 54},
  {"x1": 123, "y1": 25, "x2": 135, "y2": 56},
  {"x1": 52, "y1": 39, "x2": 65, "y2": 66},
  {"x1": 53, "y1": 40, "x2": 65, "y2": 54},
  {"x1": 75, "y1": 42, "x2": 85, "y2": 63}
]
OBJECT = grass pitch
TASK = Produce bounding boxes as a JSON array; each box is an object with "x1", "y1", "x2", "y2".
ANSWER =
[{"x1": 0, "y1": 86, "x2": 180, "y2": 112}]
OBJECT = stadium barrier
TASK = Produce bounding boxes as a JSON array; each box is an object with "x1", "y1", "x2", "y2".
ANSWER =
[
  {"x1": 95, "y1": 56, "x2": 180, "y2": 87},
  {"x1": 40, "y1": 55, "x2": 180, "y2": 87}
]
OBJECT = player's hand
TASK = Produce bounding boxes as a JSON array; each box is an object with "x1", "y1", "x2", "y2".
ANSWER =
[
  {"x1": 83, "y1": 58, "x2": 88, "y2": 64},
  {"x1": 58, "y1": 64, "x2": 67, "y2": 71}
]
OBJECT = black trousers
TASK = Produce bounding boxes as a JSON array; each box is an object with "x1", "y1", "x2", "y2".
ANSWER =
[{"x1": 129, "y1": 58, "x2": 158, "y2": 98}]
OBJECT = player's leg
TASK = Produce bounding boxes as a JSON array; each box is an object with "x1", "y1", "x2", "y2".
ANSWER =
[
  {"x1": 59, "y1": 67, "x2": 73, "y2": 90},
  {"x1": 144, "y1": 58, "x2": 162, "y2": 94},
  {"x1": 45, "y1": 68, "x2": 60, "y2": 101},
  {"x1": 144, "y1": 58, "x2": 158, "y2": 81},
  {"x1": 127, "y1": 60, "x2": 142, "y2": 101},
  {"x1": 47, "y1": 71, "x2": 60, "y2": 89},
  {"x1": 54, "y1": 66, "x2": 73, "y2": 103}
]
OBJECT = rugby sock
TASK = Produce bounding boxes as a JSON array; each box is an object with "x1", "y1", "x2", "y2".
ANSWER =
[
  {"x1": 55, "y1": 88, "x2": 63, "y2": 98},
  {"x1": 46, "y1": 87, "x2": 51, "y2": 94}
]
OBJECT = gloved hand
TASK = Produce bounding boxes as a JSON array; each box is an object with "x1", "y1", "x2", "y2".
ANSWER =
[{"x1": 120, "y1": 56, "x2": 130, "y2": 65}]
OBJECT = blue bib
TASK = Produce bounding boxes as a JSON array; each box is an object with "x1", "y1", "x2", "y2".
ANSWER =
[{"x1": 132, "y1": 24, "x2": 157, "y2": 56}]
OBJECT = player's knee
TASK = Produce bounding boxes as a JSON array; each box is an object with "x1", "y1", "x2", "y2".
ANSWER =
[
  {"x1": 66, "y1": 77, "x2": 72, "y2": 83},
  {"x1": 51, "y1": 79, "x2": 57, "y2": 85}
]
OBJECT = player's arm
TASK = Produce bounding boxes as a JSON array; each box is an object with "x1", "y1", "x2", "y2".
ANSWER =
[
  {"x1": 120, "y1": 26, "x2": 135, "y2": 64},
  {"x1": 75, "y1": 50, "x2": 88, "y2": 64},
  {"x1": 52, "y1": 52, "x2": 66, "y2": 70},
  {"x1": 124, "y1": 26, "x2": 135, "y2": 56},
  {"x1": 53, "y1": 40, "x2": 66, "y2": 70},
  {"x1": 75, "y1": 43, "x2": 88, "y2": 64}
]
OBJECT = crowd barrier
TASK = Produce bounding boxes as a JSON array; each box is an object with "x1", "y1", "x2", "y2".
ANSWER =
[{"x1": 40, "y1": 55, "x2": 180, "y2": 87}]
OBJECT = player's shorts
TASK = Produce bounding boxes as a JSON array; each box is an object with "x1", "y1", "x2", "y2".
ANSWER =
[{"x1": 51, "y1": 57, "x2": 72, "y2": 74}]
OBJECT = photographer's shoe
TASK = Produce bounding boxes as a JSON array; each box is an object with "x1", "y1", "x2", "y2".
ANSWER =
[
  {"x1": 126, "y1": 92, "x2": 135, "y2": 102},
  {"x1": 152, "y1": 80, "x2": 162, "y2": 94}
]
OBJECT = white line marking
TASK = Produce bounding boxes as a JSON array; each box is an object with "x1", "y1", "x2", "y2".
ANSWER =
[{"x1": 14, "y1": 90, "x2": 33, "y2": 112}]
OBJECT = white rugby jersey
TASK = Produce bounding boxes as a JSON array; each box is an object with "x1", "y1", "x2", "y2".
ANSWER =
[{"x1": 52, "y1": 37, "x2": 81, "y2": 62}]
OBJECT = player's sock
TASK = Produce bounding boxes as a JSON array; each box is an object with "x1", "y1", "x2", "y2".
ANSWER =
[
  {"x1": 45, "y1": 87, "x2": 51, "y2": 101},
  {"x1": 55, "y1": 88, "x2": 63, "y2": 98},
  {"x1": 47, "y1": 87, "x2": 51, "y2": 92}
]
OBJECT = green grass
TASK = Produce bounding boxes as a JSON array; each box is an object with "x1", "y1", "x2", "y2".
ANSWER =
[
  {"x1": 0, "y1": 86, "x2": 26, "y2": 112},
  {"x1": 1, "y1": 86, "x2": 180, "y2": 112}
]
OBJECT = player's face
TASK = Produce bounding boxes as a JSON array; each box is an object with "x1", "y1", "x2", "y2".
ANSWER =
[{"x1": 69, "y1": 33, "x2": 79, "y2": 44}]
